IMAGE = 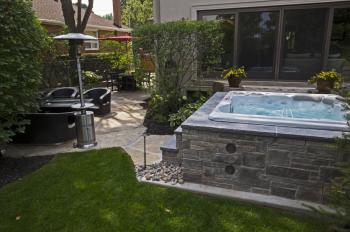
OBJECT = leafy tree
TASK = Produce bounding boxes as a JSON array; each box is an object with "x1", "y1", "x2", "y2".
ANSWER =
[
  {"x1": 133, "y1": 21, "x2": 223, "y2": 126},
  {"x1": 103, "y1": 13, "x2": 113, "y2": 20},
  {"x1": 0, "y1": 0, "x2": 48, "y2": 144},
  {"x1": 54, "y1": 0, "x2": 94, "y2": 57},
  {"x1": 122, "y1": 0, "x2": 153, "y2": 28}
]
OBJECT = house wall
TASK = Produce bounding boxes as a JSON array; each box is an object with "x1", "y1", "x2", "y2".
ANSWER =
[
  {"x1": 157, "y1": 0, "x2": 350, "y2": 22},
  {"x1": 41, "y1": 23, "x2": 127, "y2": 54}
]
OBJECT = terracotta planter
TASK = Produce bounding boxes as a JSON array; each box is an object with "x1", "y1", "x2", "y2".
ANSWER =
[
  {"x1": 317, "y1": 80, "x2": 335, "y2": 93},
  {"x1": 227, "y1": 77, "x2": 242, "y2": 88}
]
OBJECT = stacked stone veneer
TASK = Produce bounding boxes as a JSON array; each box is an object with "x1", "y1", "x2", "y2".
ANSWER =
[{"x1": 180, "y1": 128, "x2": 344, "y2": 203}]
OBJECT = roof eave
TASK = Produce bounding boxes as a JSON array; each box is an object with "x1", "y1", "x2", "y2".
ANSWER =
[{"x1": 39, "y1": 19, "x2": 132, "y2": 33}]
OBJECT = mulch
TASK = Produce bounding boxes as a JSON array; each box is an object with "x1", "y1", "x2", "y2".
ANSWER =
[
  {"x1": 143, "y1": 119, "x2": 175, "y2": 135},
  {"x1": 0, "y1": 155, "x2": 54, "y2": 188}
]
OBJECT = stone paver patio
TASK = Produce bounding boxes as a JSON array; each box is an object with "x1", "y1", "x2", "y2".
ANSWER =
[{"x1": 5, "y1": 91, "x2": 171, "y2": 165}]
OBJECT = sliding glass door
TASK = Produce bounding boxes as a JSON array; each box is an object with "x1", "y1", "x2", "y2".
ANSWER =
[
  {"x1": 238, "y1": 11, "x2": 279, "y2": 79},
  {"x1": 199, "y1": 3, "x2": 350, "y2": 81},
  {"x1": 279, "y1": 9, "x2": 327, "y2": 80}
]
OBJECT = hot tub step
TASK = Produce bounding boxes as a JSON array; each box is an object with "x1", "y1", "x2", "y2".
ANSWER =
[{"x1": 160, "y1": 135, "x2": 180, "y2": 163}]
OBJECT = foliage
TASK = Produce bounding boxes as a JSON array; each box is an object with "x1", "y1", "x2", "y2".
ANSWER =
[
  {"x1": 103, "y1": 13, "x2": 113, "y2": 20},
  {"x1": 133, "y1": 20, "x2": 223, "y2": 125},
  {"x1": 145, "y1": 93, "x2": 186, "y2": 124},
  {"x1": 315, "y1": 90, "x2": 350, "y2": 231},
  {"x1": 0, "y1": 0, "x2": 48, "y2": 143},
  {"x1": 309, "y1": 70, "x2": 343, "y2": 86},
  {"x1": 82, "y1": 71, "x2": 103, "y2": 89},
  {"x1": 99, "y1": 40, "x2": 132, "y2": 72},
  {"x1": 42, "y1": 50, "x2": 129, "y2": 88},
  {"x1": 169, "y1": 96, "x2": 207, "y2": 127},
  {"x1": 0, "y1": 148, "x2": 328, "y2": 231},
  {"x1": 134, "y1": 20, "x2": 223, "y2": 96},
  {"x1": 122, "y1": 0, "x2": 153, "y2": 28},
  {"x1": 222, "y1": 66, "x2": 247, "y2": 79}
]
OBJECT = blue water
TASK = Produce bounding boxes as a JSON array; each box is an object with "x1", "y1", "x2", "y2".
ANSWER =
[{"x1": 226, "y1": 95, "x2": 348, "y2": 121}]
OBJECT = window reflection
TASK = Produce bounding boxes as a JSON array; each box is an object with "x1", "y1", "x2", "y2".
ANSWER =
[
  {"x1": 328, "y1": 8, "x2": 350, "y2": 79},
  {"x1": 202, "y1": 14, "x2": 235, "y2": 74},
  {"x1": 238, "y1": 11, "x2": 278, "y2": 79}
]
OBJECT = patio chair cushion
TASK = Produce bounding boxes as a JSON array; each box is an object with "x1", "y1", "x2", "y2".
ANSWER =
[{"x1": 46, "y1": 87, "x2": 78, "y2": 99}]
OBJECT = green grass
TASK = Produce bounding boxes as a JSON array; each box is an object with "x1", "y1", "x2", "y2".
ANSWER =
[{"x1": 0, "y1": 148, "x2": 328, "y2": 232}]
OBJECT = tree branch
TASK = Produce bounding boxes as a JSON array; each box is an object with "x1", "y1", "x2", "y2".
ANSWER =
[
  {"x1": 77, "y1": 0, "x2": 82, "y2": 32},
  {"x1": 59, "y1": 0, "x2": 76, "y2": 32},
  {"x1": 81, "y1": 0, "x2": 93, "y2": 32}
]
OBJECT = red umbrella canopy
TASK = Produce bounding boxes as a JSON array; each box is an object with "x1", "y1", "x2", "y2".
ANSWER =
[{"x1": 99, "y1": 35, "x2": 133, "y2": 41}]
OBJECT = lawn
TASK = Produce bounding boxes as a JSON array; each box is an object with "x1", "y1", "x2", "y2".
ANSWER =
[{"x1": 0, "y1": 148, "x2": 328, "y2": 232}]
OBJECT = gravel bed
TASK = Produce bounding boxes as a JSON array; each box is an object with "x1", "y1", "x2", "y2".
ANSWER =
[{"x1": 136, "y1": 161, "x2": 184, "y2": 185}]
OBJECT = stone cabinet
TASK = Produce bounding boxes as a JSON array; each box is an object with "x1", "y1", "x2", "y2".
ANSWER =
[{"x1": 180, "y1": 128, "x2": 344, "y2": 203}]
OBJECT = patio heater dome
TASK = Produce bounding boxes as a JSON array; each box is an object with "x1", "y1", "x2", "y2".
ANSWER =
[{"x1": 54, "y1": 33, "x2": 98, "y2": 41}]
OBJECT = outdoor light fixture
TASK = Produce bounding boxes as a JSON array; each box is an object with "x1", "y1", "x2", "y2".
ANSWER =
[{"x1": 54, "y1": 33, "x2": 98, "y2": 149}]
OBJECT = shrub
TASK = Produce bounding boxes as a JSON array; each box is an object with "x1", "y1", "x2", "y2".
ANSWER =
[
  {"x1": 133, "y1": 20, "x2": 223, "y2": 96},
  {"x1": 0, "y1": 0, "x2": 48, "y2": 143},
  {"x1": 169, "y1": 96, "x2": 207, "y2": 127},
  {"x1": 42, "y1": 52, "x2": 128, "y2": 88},
  {"x1": 315, "y1": 91, "x2": 350, "y2": 230},
  {"x1": 82, "y1": 71, "x2": 103, "y2": 89},
  {"x1": 133, "y1": 20, "x2": 223, "y2": 125},
  {"x1": 145, "y1": 93, "x2": 186, "y2": 125}
]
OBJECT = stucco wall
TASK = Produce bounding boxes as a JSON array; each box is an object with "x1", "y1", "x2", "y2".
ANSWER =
[{"x1": 156, "y1": 0, "x2": 350, "y2": 22}]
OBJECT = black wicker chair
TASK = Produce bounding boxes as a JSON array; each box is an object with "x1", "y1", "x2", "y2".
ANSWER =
[
  {"x1": 12, "y1": 112, "x2": 76, "y2": 144},
  {"x1": 83, "y1": 88, "x2": 111, "y2": 116},
  {"x1": 46, "y1": 87, "x2": 78, "y2": 99}
]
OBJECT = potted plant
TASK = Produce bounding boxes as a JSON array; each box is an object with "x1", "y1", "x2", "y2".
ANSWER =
[
  {"x1": 222, "y1": 66, "x2": 247, "y2": 88},
  {"x1": 309, "y1": 70, "x2": 343, "y2": 93}
]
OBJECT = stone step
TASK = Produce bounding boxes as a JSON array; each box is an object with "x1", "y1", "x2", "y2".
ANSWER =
[
  {"x1": 160, "y1": 135, "x2": 178, "y2": 152},
  {"x1": 160, "y1": 135, "x2": 180, "y2": 163}
]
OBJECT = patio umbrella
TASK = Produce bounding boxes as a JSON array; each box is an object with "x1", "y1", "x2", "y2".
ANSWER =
[{"x1": 99, "y1": 35, "x2": 133, "y2": 42}]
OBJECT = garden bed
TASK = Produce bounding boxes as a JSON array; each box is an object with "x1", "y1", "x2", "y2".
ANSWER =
[{"x1": 0, "y1": 155, "x2": 53, "y2": 188}]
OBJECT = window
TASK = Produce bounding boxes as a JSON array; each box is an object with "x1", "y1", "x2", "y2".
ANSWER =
[
  {"x1": 84, "y1": 31, "x2": 99, "y2": 51},
  {"x1": 280, "y1": 8, "x2": 327, "y2": 80},
  {"x1": 328, "y1": 8, "x2": 350, "y2": 79}
]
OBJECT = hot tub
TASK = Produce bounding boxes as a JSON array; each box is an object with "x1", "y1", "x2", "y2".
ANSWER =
[{"x1": 209, "y1": 91, "x2": 350, "y2": 131}]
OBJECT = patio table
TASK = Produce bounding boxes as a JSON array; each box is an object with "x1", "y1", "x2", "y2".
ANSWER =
[{"x1": 40, "y1": 98, "x2": 94, "y2": 113}]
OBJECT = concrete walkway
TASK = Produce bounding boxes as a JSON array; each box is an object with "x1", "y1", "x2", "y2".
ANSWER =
[{"x1": 5, "y1": 91, "x2": 171, "y2": 165}]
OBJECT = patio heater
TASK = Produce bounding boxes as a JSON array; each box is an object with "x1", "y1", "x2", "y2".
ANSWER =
[{"x1": 54, "y1": 33, "x2": 98, "y2": 149}]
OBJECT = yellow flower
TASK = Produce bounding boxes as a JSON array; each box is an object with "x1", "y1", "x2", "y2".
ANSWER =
[{"x1": 222, "y1": 67, "x2": 247, "y2": 79}]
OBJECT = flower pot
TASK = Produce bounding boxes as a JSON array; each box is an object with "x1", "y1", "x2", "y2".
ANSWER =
[
  {"x1": 227, "y1": 77, "x2": 242, "y2": 88},
  {"x1": 316, "y1": 80, "x2": 335, "y2": 93}
]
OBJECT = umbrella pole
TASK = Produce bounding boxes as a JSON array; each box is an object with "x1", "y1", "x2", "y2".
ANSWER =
[{"x1": 75, "y1": 43, "x2": 86, "y2": 114}]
